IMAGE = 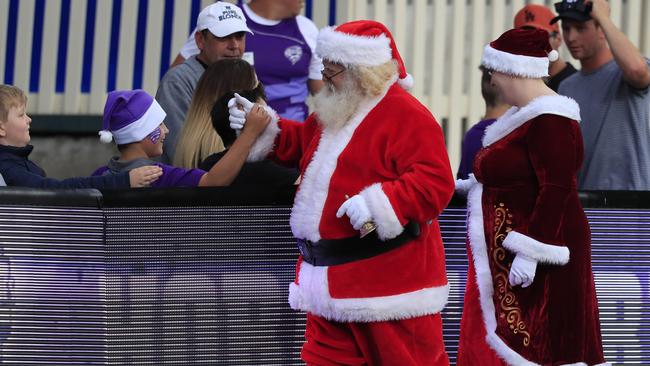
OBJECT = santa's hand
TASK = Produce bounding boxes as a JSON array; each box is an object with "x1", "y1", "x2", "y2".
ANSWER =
[
  {"x1": 508, "y1": 253, "x2": 537, "y2": 288},
  {"x1": 336, "y1": 195, "x2": 373, "y2": 230},
  {"x1": 228, "y1": 93, "x2": 254, "y2": 130},
  {"x1": 228, "y1": 99, "x2": 246, "y2": 130},
  {"x1": 455, "y1": 173, "x2": 478, "y2": 195}
]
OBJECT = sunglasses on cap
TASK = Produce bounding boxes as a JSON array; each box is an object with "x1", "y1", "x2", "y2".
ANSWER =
[{"x1": 554, "y1": 0, "x2": 592, "y2": 14}]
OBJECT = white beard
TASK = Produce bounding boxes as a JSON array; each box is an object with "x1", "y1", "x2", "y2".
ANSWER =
[{"x1": 313, "y1": 77, "x2": 365, "y2": 130}]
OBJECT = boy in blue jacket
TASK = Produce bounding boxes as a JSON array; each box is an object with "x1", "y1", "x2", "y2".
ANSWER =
[{"x1": 0, "y1": 85, "x2": 162, "y2": 188}]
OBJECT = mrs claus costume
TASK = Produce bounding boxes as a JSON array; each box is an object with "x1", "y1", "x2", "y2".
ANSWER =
[
  {"x1": 241, "y1": 20, "x2": 455, "y2": 365},
  {"x1": 456, "y1": 28, "x2": 608, "y2": 366}
]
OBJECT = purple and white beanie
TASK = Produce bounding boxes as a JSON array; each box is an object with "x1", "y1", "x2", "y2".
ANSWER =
[{"x1": 99, "y1": 89, "x2": 166, "y2": 145}]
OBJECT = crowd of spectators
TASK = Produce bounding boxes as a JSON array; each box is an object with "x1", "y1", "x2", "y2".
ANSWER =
[{"x1": 2, "y1": 0, "x2": 648, "y2": 192}]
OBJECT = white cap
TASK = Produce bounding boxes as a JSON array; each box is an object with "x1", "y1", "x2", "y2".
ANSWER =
[{"x1": 196, "y1": 2, "x2": 252, "y2": 38}]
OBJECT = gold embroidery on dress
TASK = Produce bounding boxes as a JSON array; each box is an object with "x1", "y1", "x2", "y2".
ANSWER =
[{"x1": 492, "y1": 203, "x2": 531, "y2": 347}]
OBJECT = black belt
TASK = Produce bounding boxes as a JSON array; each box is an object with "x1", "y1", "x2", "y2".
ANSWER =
[{"x1": 297, "y1": 222, "x2": 421, "y2": 266}]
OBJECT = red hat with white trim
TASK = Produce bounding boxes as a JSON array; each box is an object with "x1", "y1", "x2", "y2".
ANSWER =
[
  {"x1": 481, "y1": 28, "x2": 559, "y2": 78},
  {"x1": 316, "y1": 20, "x2": 413, "y2": 90}
]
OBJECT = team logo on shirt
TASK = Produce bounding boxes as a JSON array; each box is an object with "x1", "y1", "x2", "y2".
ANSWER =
[{"x1": 284, "y1": 46, "x2": 303, "y2": 65}]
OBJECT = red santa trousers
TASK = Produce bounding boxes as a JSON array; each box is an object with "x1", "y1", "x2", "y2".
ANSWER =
[{"x1": 301, "y1": 313, "x2": 449, "y2": 366}]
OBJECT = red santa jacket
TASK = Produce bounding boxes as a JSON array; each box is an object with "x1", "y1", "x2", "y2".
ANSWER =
[{"x1": 247, "y1": 80, "x2": 455, "y2": 322}]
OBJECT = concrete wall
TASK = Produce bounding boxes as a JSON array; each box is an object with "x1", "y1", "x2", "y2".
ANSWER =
[{"x1": 30, "y1": 136, "x2": 118, "y2": 179}]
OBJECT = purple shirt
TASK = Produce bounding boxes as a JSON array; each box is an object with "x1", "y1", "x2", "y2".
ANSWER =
[
  {"x1": 238, "y1": 1, "x2": 312, "y2": 121},
  {"x1": 457, "y1": 118, "x2": 497, "y2": 180},
  {"x1": 92, "y1": 159, "x2": 204, "y2": 188}
]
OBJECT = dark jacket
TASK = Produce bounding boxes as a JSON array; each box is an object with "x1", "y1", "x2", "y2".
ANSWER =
[
  {"x1": 200, "y1": 150, "x2": 299, "y2": 187},
  {"x1": 0, "y1": 144, "x2": 129, "y2": 189}
]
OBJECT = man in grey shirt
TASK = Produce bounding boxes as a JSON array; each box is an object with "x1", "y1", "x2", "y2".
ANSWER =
[
  {"x1": 156, "y1": 2, "x2": 252, "y2": 163},
  {"x1": 553, "y1": 0, "x2": 650, "y2": 190}
]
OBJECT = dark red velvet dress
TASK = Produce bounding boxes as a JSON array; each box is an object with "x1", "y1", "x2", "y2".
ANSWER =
[{"x1": 456, "y1": 96, "x2": 607, "y2": 366}]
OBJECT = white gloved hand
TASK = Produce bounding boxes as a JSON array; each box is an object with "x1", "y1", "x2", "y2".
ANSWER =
[
  {"x1": 455, "y1": 173, "x2": 478, "y2": 195},
  {"x1": 508, "y1": 253, "x2": 537, "y2": 288},
  {"x1": 228, "y1": 93, "x2": 255, "y2": 131},
  {"x1": 336, "y1": 195, "x2": 373, "y2": 230}
]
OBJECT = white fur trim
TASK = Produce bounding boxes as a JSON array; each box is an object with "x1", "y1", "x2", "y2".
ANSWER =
[
  {"x1": 316, "y1": 26, "x2": 392, "y2": 67},
  {"x1": 502, "y1": 231, "x2": 570, "y2": 265},
  {"x1": 360, "y1": 183, "x2": 404, "y2": 240},
  {"x1": 485, "y1": 333, "x2": 538, "y2": 366},
  {"x1": 290, "y1": 75, "x2": 397, "y2": 242},
  {"x1": 548, "y1": 49, "x2": 559, "y2": 62},
  {"x1": 98, "y1": 130, "x2": 113, "y2": 144},
  {"x1": 482, "y1": 95, "x2": 581, "y2": 147},
  {"x1": 467, "y1": 184, "x2": 540, "y2": 365},
  {"x1": 288, "y1": 261, "x2": 449, "y2": 322},
  {"x1": 482, "y1": 45, "x2": 549, "y2": 78},
  {"x1": 246, "y1": 106, "x2": 280, "y2": 162},
  {"x1": 109, "y1": 100, "x2": 166, "y2": 145},
  {"x1": 398, "y1": 73, "x2": 413, "y2": 90}
]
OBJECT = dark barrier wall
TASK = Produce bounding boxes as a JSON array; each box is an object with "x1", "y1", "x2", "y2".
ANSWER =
[
  {"x1": 0, "y1": 188, "x2": 649, "y2": 365},
  {"x1": 0, "y1": 189, "x2": 105, "y2": 364}
]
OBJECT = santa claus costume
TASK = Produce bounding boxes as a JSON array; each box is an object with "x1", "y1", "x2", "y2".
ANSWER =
[
  {"x1": 455, "y1": 29, "x2": 608, "y2": 365},
  {"x1": 240, "y1": 20, "x2": 455, "y2": 365}
]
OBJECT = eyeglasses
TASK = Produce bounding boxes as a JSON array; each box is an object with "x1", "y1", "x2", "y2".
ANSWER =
[{"x1": 321, "y1": 68, "x2": 346, "y2": 82}]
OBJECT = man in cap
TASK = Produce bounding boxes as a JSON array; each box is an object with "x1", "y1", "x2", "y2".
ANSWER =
[
  {"x1": 172, "y1": 0, "x2": 323, "y2": 122},
  {"x1": 155, "y1": 1, "x2": 252, "y2": 163},
  {"x1": 514, "y1": 3, "x2": 576, "y2": 91},
  {"x1": 229, "y1": 19, "x2": 454, "y2": 365},
  {"x1": 554, "y1": 0, "x2": 650, "y2": 190}
]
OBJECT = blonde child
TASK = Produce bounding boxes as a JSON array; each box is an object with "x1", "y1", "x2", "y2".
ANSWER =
[{"x1": 0, "y1": 85, "x2": 161, "y2": 188}]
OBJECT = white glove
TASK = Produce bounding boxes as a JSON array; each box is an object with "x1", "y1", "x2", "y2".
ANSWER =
[
  {"x1": 455, "y1": 173, "x2": 478, "y2": 195},
  {"x1": 508, "y1": 253, "x2": 537, "y2": 288},
  {"x1": 228, "y1": 93, "x2": 254, "y2": 131},
  {"x1": 336, "y1": 195, "x2": 373, "y2": 230}
]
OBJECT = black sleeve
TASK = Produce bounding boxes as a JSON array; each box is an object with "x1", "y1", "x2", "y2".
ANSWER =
[{"x1": 233, "y1": 161, "x2": 299, "y2": 188}]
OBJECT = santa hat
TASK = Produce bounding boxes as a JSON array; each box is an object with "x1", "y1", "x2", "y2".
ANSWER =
[
  {"x1": 481, "y1": 28, "x2": 559, "y2": 78},
  {"x1": 316, "y1": 20, "x2": 413, "y2": 90},
  {"x1": 99, "y1": 89, "x2": 166, "y2": 145}
]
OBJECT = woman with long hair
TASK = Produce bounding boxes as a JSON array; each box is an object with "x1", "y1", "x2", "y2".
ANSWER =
[{"x1": 174, "y1": 59, "x2": 263, "y2": 169}]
